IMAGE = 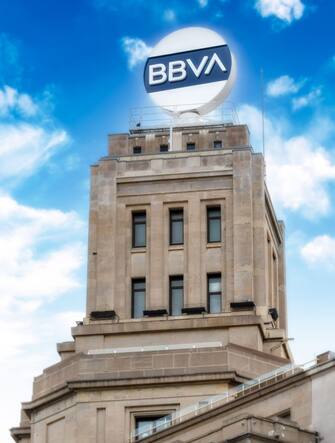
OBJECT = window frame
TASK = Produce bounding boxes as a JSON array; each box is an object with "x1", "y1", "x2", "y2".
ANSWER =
[
  {"x1": 186, "y1": 142, "x2": 196, "y2": 151},
  {"x1": 207, "y1": 206, "x2": 221, "y2": 243},
  {"x1": 133, "y1": 413, "x2": 172, "y2": 441},
  {"x1": 207, "y1": 273, "x2": 222, "y2": 314},
  {"x1": 132, "y1": 211, "x2": 146, "y2": 248},
  {"x1": 169, "y1": 208, "x2": 184, "y2": 246},
  {"x1": 169, "y1": 276, "x2": 184, "y2": 316},
  {"x1": 133, "y1": 146, "x2": 142, "y2": 155},
  {"x1": 159, "y1": 144, "x2": 169, "y2": 152},
  {"x1": 213, "y1": 140, "x2": 222, "y2": 149},
  {"x1": 131, "y1": 278, "x2": 146, "y2": 319}
]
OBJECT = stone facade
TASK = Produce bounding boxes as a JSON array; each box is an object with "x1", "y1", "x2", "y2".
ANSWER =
[
  {"x1": 135, "y1": 354, "x2": 335, "y2": 443},
  {"x1": 83, "y1": 123, "x2": 288, "y2": 357},
  {"x1": 11, "y1": 122, "x2": 334, "y2": 443}
]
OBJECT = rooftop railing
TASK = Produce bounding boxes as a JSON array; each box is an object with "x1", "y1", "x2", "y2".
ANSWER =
[
  {"x1": 130, "y1": 358, "x2": 319, "y2": 442},
  {"x1": 129, "y1": 102, "x2": 239, "y2": 130}
]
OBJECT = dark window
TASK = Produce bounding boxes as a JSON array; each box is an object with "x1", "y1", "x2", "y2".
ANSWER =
[
  {"x1": 160, "y1": 144, "x2": 169, "y2": 152},
  {"x1": 208, "y1": 274, "x2": 222, "y2": 313},
  {"x1": 169, "y1": 209, "x2": 184, "y2": 245},
  {"x1": 213, "y1": 140, "x2": 222, "y2": 149},
  {"x1": 186, "y1": 142, "x2": 196, "y2": 151},
  {"x1": 207, "y1": 206, "x2": 221, "y2": 243},
  {"x1": 135, "y1": 415, "x2": 169, "y2": 440},
  {"x1": 132, "y1": 279, "x2": 145, "y2": 318},
  {"x1": 132, "y1": 211, "x2": 146, "y2": 248},
  {"x1": 277, "y1": 409, "x2": 291, "y2": 420},
  {"x1": 169, "y1": 276, "x2": 183, "y2": 316},
  {"x1": 133, "y1": 146, "x2": 142, "y2": 154}
]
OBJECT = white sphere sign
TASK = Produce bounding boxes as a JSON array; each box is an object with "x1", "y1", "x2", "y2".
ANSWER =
[{"x1": 144, "y1": 27, "x2": 236, "y2": 115}]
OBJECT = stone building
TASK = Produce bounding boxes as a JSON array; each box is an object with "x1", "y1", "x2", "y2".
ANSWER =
[{"x1": 11, "y1": 121, "x2": 335, "y2": 443}]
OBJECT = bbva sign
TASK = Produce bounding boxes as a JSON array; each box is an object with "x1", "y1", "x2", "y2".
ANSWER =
[
  {"x1": 143, "y1": 27, "x2": 236, "y2": 115},
  {"x1": 145, "y1": 46, "x2": 230, "y2": 89}
]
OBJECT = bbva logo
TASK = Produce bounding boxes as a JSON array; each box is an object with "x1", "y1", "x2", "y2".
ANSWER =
[{"x1": 144, "y1": 44, "x2": 232, "y2": 93}]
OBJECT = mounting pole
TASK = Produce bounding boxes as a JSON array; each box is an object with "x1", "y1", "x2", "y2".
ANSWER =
[
  {"x1": 260, "y1": 68, "x2": 265, "y2": 159},
  {"x1": 169, "y1": 120, "x2": 173, "y2": 151},
  {"x1": 260, "y1": 68, "x2": 266, "y2": 180}
]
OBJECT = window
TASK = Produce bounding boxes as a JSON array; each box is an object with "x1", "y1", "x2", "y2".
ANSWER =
[
  {"x1": 132, "y1": 212, "x2": 146, "y2": 248},
  {"x1": 277, "y1": 409, "x2": 291, "y2": 420},
  {"x1": 135, "y1": 416, "x2": 169, "y2": 440},
  {"x1": 133, "y1": 146, "x2": 142, "y2": 154},
  {"x1": 186, "y1": 142, "x2": 196, "y2": 151},
  {"x1": 132, "y1": 279, "x2": 145, "y2": 318},
  {"x1": 213, "y1": 140, "x2": 222, "y2": 149},
  {"x1": 169, "y1": 276, "x2": 183, "y2": 316},
  {"x1": 169, "y1": 209, "x2": 184, "y2": 245},
  {"x1": 160, "y1": 144, "x2": 168, "y2": 152},
  {"x1": 208, "y1": 274, "x2": 222, "y2": 313},
  {"x1": 207, "y1": 206, "x2": 221, "y2": 243}
]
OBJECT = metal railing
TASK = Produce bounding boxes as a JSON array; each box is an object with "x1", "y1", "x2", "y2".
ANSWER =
[
  {"x1": 130, "y1": 358, "x2": 318, "y2": 442},
  {"x1": 129, "y1": 102, "x2": 239, "y2": 130}
]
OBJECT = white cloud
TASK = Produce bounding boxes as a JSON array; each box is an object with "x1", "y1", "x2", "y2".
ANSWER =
[
  {"x1": 0, "y1": 75, "x2": 80, "y2": 443},
  {"x1": 0, "y1": 85, "x2": 69, "y2": 182},
  {"x1": 198, "y1": 0, "x2": 208, "y2": 7},
  {"x1": 163, "y1": 9, "x2": 176, "y2": 22},
  {"x1": 0, "y1": 85, "x2": 38, "y2": 117},
  {"x1": 292, "y1": 87, "x2": 322, "y2": 110},
  {"x1": 121, "y1": 37, "x2": 152, "y2": 69},
  {"x1": 255, "y1": 0, "x2": 305, "y2": 23},
  {"x1": 0, "y1": 122, "x2": 68, "y2": 181},
  {"x1": 266, "y1": 75, "x2": 303, "y2": 97},
  {"x1": 0, "y1": 309, "x2": 84, "y2": 442},
  {"x1": 0, "y1": 193, "x2": 84, "y2": 311},
  {"x1": 0, "y1": 193, "x2": 85, "y2": 442},
  {"x1": 238, "y1": 104, "x2": 335, "y2": 217},
  {"x1": 301, "y1": 235, "x2": 335, "y2": 268}
]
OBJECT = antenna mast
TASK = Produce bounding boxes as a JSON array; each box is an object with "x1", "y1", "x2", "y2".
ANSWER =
[{"x1": 260, "y1": 68, "x2": 266, "y2": 179}]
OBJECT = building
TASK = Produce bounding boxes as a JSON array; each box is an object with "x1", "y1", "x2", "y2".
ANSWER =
[{"x1": 11, "y1": 120, "x2": 335, "y2": 443}]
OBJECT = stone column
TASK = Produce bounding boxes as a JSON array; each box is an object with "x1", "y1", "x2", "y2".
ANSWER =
[
  {"x1": 86, "y1": 165, "x2": 98, "y2": 315},
  {"x1": 187, "y1": 195, "x2": 201, "y2": 307},
  {"x1": 149, "y1": 197, "x2": 164, "y2": 309},
  {"x1": 232, "y1": 148, "x2": 254, "y2": 302},
  {"x1": 96, "y1": 161, "x2": 117, "y2": 311},
  {"x1": 278, "y1": 221, "x2": 287, "y2": 333},
  {"x1": 252, "y1": 154, "x2": 267, "y2": 308}
]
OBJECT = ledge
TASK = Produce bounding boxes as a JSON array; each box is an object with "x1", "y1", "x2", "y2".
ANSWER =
[
  {"x1": 130, "y1": 247, "x2": 146, "y2": 254},
  {"x1": 10, "y1": 426, "x2": 31, "y2": 443},
  {"x1": 72, "y1": 314, "x2": 267, "y2": 337},
  {"x1": 104, "y1": 147, "x2": 238, "y2": 162},
  {"x1": 23, "y1": 371, "x2": 247, "y2": 413},
  {"x1": 206, "y1": 242, "x2": 222, "y2": 249},
  {"x1": 57, "y1": 341, "x2": 75, "y2": 353},
  {"x1": 115, "y1": 168, "x2": 233, "y2": 183}
]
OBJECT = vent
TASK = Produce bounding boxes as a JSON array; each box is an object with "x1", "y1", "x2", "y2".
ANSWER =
[
  {"x1": 143, "y1": 309, "x2": 168, "y2": 317},
  {"x1": 269, "y1": 308, "x2": 279, "y2": 321},
  {"x1": 230, "y1": 301, "x2": 256, "y2": 310},
  {"x1": 90, "y1": 310, "x2": 117, "y2": 320},
  {"x1": 182, "y1": 306, "x2": 206, "y2": 315}
]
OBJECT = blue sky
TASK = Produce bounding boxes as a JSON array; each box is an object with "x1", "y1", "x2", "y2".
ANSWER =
[{"x1": 0, "y1": 0, "x2": 334, "y2": 440}]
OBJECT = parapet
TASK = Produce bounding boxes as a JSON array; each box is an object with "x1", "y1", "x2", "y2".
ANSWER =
[{"x1": 108, "y1": 123, "x2": 250, "y2": 157}]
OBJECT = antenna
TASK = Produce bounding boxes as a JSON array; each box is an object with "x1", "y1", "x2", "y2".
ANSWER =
[
  {"x1": 260, "y1": 68, "x2": 265, "y2": 157},
  {"x1": 260, "y1": 68, "x2": 266, "y2": 179}
]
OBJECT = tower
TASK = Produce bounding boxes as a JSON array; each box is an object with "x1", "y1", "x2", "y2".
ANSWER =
[
  {"x1": 11, "y1": 119, "x2": 294, "y2": 443},
  {"x1": 11, "y1": 26, "x2": 335, "y2": 443}
]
